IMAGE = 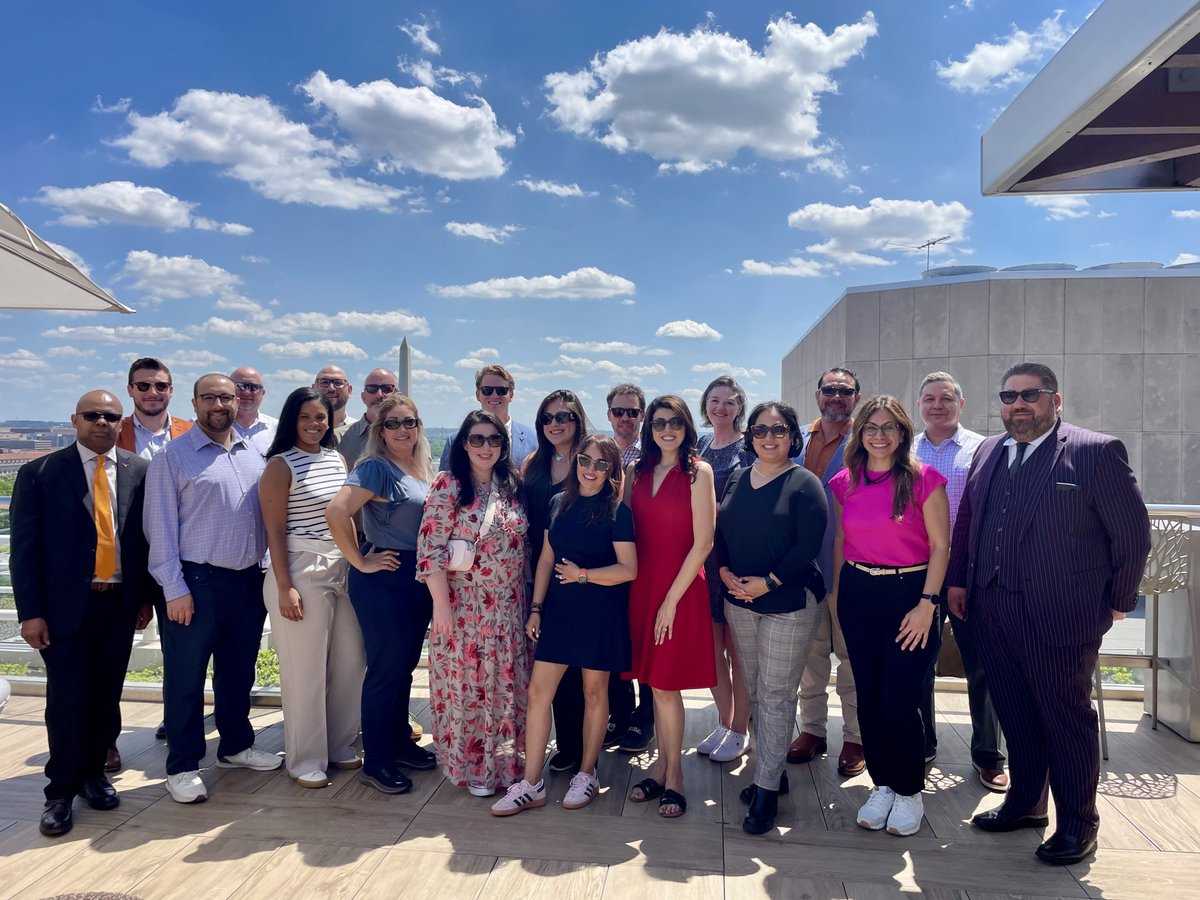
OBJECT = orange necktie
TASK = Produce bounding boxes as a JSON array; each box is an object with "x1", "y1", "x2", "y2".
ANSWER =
[{"x1": 94, "y1": 456, "x2": 117, "y2": 580}]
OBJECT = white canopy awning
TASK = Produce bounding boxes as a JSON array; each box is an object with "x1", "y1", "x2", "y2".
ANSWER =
[
  {"x1": 0, "y1": 202, "x2": 132, "y2": 312},
  {"x1": 982, "y1": 0, "x2": 1200, "y2": 195}
]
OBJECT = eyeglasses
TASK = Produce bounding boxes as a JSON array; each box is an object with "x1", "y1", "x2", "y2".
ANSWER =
[
  {"x1": 364, "y1": 383, "x2": 397, "y2": 395},
  {"x1": 479, "y1": 385, "x2": 510, "y2": 397},
  {"x1": 539, "y1": 411, "x2": 577, "y2": 426},
  {"x1": 650, "y1": 417, "x2": 686, "y2": 432},
  {"x1": 861, "y1": 423, "x2": 901, "y2": 438},
  {"x1": 999, "y1": 388, "x2": 1055, "y2": 405},
  {"x1": 80, "y1": 411, "x2": 122, "y2": 423},
  {"x1": 382, "y1": 416, "x2": 419, "y2": 430},
  {"x1": 609, "y1": 407, "x2": 641, "y2": 418},
  {"x1": 820, "y1": 386, "x2": 856, "y2": 398},
  {"x1": 466, "y1": 433, "x2": 504, "y2": 448},
  {"x1": 750, "y1": 423, "x2": 791, "y2": 439},
  {"x1": 131, "y1": 381, "x2": 171, "y2": 393},
  {"x1": 233, "y1": 382, "x2": 263, "y2": 393},
  {"x1": 576, "y1": 454, "x2": 612, "y2": 474},
  {"x1": 315, "y1": 378, "x2": 348, "y2": 389},
  {"x1": 198, "y1": 393, "x2": 237, "y2": 406}
]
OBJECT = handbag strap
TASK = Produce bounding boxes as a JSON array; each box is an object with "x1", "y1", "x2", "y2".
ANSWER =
[{"x1": 477, "y1": 488, "x2": 498, "y2": 540}]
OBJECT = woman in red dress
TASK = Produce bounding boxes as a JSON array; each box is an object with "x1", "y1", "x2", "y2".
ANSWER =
[{"x1": 623, "y1": 395, "x2": 716, "y2": 818}]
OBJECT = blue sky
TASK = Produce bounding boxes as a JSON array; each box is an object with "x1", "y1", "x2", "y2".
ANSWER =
[{"x1": 2, "y1": 1, "x2": 1195, "y2": 425}]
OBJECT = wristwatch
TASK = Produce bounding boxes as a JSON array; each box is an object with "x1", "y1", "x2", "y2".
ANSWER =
[
  {"x1": 578, "y1": 568, "x2": 588, "y2": 584},
  {"x1": 921, "y1": 592, "x2": 940, "y2": 604},
  {"x1": 764, "y1": 574, "x2": 779, "y2": 593}
]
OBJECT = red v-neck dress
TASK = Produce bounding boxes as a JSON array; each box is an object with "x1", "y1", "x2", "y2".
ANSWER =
[{"x1": 626, "y1": 465, "x2": 717, "y2": 691}]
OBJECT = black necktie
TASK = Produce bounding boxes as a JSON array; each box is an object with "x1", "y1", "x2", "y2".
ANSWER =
[{"x1": 1010, "y1": 442, "x2": 1027, "y2": 473}]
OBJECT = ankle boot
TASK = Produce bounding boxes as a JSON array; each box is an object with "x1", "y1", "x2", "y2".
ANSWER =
[
  {"x1": 742, "y1": 787, "x2": 779, "y2": 835},
  {"x1": 739, "y1": 770, "x2": 789, "y2": 805}
]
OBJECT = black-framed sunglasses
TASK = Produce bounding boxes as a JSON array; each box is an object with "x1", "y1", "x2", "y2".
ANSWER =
[
  {"x1": 819, "y1": 385, "x2": 856, "y2": 398},
  {"x1": 80, "y1": 411, "x2": 122, "y2": 423},
  {"x1": 750, "y1": 423, "x2": 791, "y2": 439},
  {"x1": 233, "y1": 381, "x2": 263, "y2": 393},
  {"x1": 364, "y1": 383, "x2": 397, "y2": 395},
  {"x1": 131, "y1": 381, "x2": 171, "y2": 393},
  {"x1": 539, "y1": 411, "x2": 577, "y2": 426},
  {"x1": 382, "y1": 416, "x2": 419, "y2": 430},
  {"x1": 479, "y1": 385, "x2": 510, "y2": 397},
  {"x1": 576, "y1": 453, "x2": 612, "y2": 474},
  {"x1": 466, "y1": 433, "x2": 504, "y2": 448},
  {"x1": 650, "y1": 416, "x2": 686, "y2": 431},
  {"x1": 608, "y1": 407, "x2": 641, "y2": 418},
  {"x1": 999, "y1": 388, "x2": 1054, "y2": 405}
]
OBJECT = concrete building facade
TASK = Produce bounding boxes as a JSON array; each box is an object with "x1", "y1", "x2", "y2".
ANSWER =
[{"x1": 781, "y1": 266, "x2": 1200, "y2": 504}]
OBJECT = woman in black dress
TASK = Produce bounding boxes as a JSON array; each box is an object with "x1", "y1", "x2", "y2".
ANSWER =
[{"x1": 491, "y1": 435, "x2": 636, "y2": 816}]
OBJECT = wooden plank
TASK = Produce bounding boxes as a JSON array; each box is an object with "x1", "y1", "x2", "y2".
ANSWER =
[
  {"x1": 227, "y1": 841, "x2": 388, "y2": 899},
  {"x1": 0, "y1": 821, "x2": 113, "y2": 900},
  {"x1": 602, "y1": 861, "x2": 725, "y2": 899},
  {"x1": 127, "y1": 834, "x2": 283, "y2": 900},
  {"x1": 479, "y1": 856, "x2": 606, "y2": 899},
  {"x1": 1075, "y1": 848, "x2": 1200, "y2": 899},
  {"x1": 355, "y1": 846, "x2": 496, "y2": 900}
]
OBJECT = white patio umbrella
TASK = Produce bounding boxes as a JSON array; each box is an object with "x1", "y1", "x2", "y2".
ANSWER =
[{"x1": 0, "y1": 202, "x2": 132, "y2": 312}]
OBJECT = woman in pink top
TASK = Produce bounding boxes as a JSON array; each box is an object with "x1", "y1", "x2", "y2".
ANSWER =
[{"x1": 828, "y1": 396, "x2": 950, "y2": 838}]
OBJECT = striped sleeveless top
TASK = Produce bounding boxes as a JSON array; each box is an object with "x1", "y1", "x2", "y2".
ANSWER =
[{"x1": 280, "y1": 446, "x2": 347, "y2": 541}]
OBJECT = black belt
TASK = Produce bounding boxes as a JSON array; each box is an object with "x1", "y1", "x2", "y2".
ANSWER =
[{"x1": 91, "y1": 581, "x2": 121, "y2": 592}]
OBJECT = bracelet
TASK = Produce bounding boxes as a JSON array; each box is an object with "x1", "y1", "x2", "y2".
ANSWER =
[
  {"x1": 530, "y1": 604, "x2": 544, "y2": 613},
  {"x1": 578, "y1": 568, "x2": 588, "y2": 584}
]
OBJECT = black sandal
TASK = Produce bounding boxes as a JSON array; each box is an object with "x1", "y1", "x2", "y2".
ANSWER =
[
  {"x1": 659, "y1": 788, "x2": 687, "y2": 818},
  {"x1": 629, "y1": 777, "x2": 663, "y2": 802}
]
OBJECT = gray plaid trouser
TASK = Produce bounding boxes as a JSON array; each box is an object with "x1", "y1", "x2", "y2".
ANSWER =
[{"x1": 725, "y1": 594, "x2": 819, "y2": 791}]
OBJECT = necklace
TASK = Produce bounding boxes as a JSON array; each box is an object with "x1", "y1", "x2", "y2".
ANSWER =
[
  {"x1": 751, "y1": 463, "x2": 792, "y2": 485},
  {"x1": 863, "y1": 468, "x2": 892, "y2": 485},
  {"x1": 554, "y1": 452, "x2": 566, "y2": 462}
]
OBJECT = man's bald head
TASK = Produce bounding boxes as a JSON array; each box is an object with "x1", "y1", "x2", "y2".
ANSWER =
[
  {"x1": 72, "y1": 391, "x2": 123, "y2": 454},
  {"x1": 361, "y1": 368, "x2": 399, "y2": 422}
]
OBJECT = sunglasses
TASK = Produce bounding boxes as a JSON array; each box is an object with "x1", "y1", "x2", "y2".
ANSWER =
[
  {"x1": 608, "y1": 407, "x2": 641, "y2": 418},
  {"x1": 233, "y1": 381, "x2": 263, "y2": 393},
  {"x1": 650, "y1": 417, "x2": 686, "y2": 432},
  {"x1": 820, "y1": 386, "x2": 856, "y2": 398},
  {"x1": 131, "y1": 381, "x2": 171, "y2": 393},
  {"x1": 466, "y1": 433, "x2": 504, "y2": 448},
  {"x1": 539, "y1": 411, "x2": 577, "y2": 426},
  {"x1": 862, "y1": 423, "x2": 901, "y2": 438},
  {"x1": 315, "y1": 378, "x2": 348, "y2": 389},
  {"x1": 576, "y1": 453, "x2": 612, "y2": 474},
  {"x1": 479, "y1": 385, "x2": 510, "y2": 397},
  {"x1": 382, "y1": 416, "x2": 419, "y2": 430},
  {"x1": 999, "y1": 388, "x2": 1055, "y2": 405},
  {"x1": 750, "y1": 423, "x2": 791, "y2": 439},
  {"x1": 364, "y1": 383, "x2": 397, "y2": 395},
  {"x1": 80, "y1": 411, "x2": 122, "y2": 423}
]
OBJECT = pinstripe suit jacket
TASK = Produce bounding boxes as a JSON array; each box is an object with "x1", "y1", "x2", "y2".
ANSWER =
[{"x1": 946, "y1": 420, "x2": 1151, "y2": 647}]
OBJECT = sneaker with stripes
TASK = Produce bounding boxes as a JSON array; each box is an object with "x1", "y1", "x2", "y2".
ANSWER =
[
  {"x1": 490, "y1": 779, "x2": 546, "y2": 816},
  {"x1": 563, "y1": 769, "x2": 600, "y2": 810}
]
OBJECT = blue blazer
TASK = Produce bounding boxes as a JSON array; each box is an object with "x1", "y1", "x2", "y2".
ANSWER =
[
  {"x1": 946, "y1": 421, "x2": 1151, "y2": 647},
  {"x1": 439, "y1": 420, "x2": 539, "y2": 472}
]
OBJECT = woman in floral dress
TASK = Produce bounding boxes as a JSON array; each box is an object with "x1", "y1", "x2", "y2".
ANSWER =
[{"x1": 416, "y1": 410, "x2": 530, "y2": 797}]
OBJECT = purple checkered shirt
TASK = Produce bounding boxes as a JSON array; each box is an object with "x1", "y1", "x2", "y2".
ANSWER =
[{"x1": 914, "y1": 425, "x2": 984, "y2": 531}]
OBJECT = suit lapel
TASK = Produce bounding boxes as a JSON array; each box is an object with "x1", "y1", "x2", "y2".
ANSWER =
[
  {"x1": 63, "y1": 444, "x2": 90, "y2": 515},
  {"x1": 115, "y1": 451, "x2": 135, "y2": 531},
  {"x1": 968, "y1": 438, "x2": 1005, "y2": 552}
]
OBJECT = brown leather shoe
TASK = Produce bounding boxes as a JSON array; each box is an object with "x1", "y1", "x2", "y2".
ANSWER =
[
  {"x1": 976, "y1": 764, "x2": 1010, "y2": 792},
  {"x1": 837, "y1": 741, "x2": 865, "y2": 776},
  {"x1": 786, "y1": 732, "x2": 827, "y2": 765},
  {"x1": 105, "y1": 746, "x2": 121, "y2": 773}
]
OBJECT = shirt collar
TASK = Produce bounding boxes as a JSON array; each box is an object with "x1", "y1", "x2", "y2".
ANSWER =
[
  {"x1": 132, "y1": 413, "x2": 171, "y2": 437},
  {"x1": 1002, "y1": 420, "x2": 1059, "y2": 453},
  {"x1": 917, "y1": 424, "x2": 965, "y2": 449},
  {"x1": 187, "y1": 424, "x2": 251, "y2": 452},
  {"x1": 76, "y1": 442, "x2": 118, "y2": 465}
]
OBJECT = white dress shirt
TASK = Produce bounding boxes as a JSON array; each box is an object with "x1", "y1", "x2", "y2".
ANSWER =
[{"x1": 76, "y1": 442, "x2": 122, "y2": 582}]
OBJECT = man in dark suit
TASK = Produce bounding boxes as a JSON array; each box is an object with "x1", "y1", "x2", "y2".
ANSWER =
[
  {"x1": 11, "y1": 391, "x2": 155, "y2": 836},
  {"x1": 947, "y1": 362, "x2": 1151, "y2": 865}
]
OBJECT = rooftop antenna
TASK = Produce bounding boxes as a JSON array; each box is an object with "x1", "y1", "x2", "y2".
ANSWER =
[{"x1": 886, "y1": 235, "x2": 952, "y2": 272}]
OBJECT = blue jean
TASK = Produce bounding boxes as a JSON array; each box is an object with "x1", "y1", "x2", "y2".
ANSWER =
[{"x1": 160, "y1": 563, "x2": 266, "y2": 775}]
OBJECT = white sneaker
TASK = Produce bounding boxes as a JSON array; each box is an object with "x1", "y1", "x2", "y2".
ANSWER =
[
  {"x1": 294, "y1": 770, "x2": 329, "y2": 789},
  {"x1": 165, "y1": 770, "x2": 208, "y2": 804},
  {"x1": 563, "y1": 770, "x2": 600, "y2": 810},
  {"x1": 886, "y1": 792, "x2": 924, "y2": 836},
  {"x1": 696, "y1": 724, "x2": 729, "y2": 755},
  {"x1": 216, "y1": 745, "x2": 283, "y2": 771},
  {"x1": 490, "y1": 779, "x2": 545, "y2": 815},
  {"x1": 467, "y1": 780, "x2": 496, "y2": 797},
  {"x1": 856, "y1": 785, "x2": 896, "y2": 830},
  {"x1": 709, "y1": 729, "x2": 749, "y2": 763}
]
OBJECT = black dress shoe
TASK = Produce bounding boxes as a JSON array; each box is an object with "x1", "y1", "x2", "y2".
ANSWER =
[
  {"x1": 40, "y1": 798, "x2": 73, "y2": 836},
  {"x1": 603, "y1": 718, "x2": 629, "y2": 748},
  {"x1": 972, "y1": 808, "x2": 1050, "y2": 833},
  {"x1": 155, "y1": 720, "x2": 167, "y2": 740},
  {"x1": 79, "y1": 777, "x2": 120, "y2": 811},
  {"x1": 739, "y1": 771, "x2": 790, "y2": 804},
  {"x1": 1036, "y1": 833, "x2": 1097, "y2": 866},
  {"x1": 105, "y1": 746, "x2": 121, "y2": 772},
  {"x1": 394, "y1": 742, "x2": 437, "y2": 771},
  {"x1": 743, "y1": 787, "x2": 779, "y2": 835}
]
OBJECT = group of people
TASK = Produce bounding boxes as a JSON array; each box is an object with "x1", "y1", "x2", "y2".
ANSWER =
[{"x1": 11, "y1": 355, "x2": 1151, "y2": 868}]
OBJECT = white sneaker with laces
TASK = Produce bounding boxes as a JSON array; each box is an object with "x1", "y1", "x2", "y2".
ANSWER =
[
  {"x1": 709, "y1": 729, "x2": 749, "y2": 763},
  {"x1": 490, "y1": 779, "x2": 546, "y2": 815},
  {"x1": 294, "y1": 770, "x2": 329, "y2": 789},
  {"x1": 697, "y1": 724, "x2": 729, "y2": 755},
  {"x1": 563, "y1": 770, "x2": 600, "y2": 810},
  {"x1": 216, "y1": 745, "x2": 283, "y2": 771},
  {"x1": 886, "y1": 792, "x2": 924, "y2": 836},
  {"x1": 856, "y1": 785, "x2": 896, "y2": 830},
  {"x1": 165, "y1": 770, "x2": 208, "y2": 804}
]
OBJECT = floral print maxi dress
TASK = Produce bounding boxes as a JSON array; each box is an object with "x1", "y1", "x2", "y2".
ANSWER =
[{"x1": 416, "y1": 472, "x2": 531, "y2": 790}]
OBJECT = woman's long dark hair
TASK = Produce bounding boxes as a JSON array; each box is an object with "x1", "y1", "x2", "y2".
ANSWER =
[
  {"x1": 448, "y1": 409, "x2": 519, "y2": 509},
  {"x1": 556, "y1": 434, "x2": 623, "y2": 526},
  {"x1": 265, "y1": 388, "x2": 335, "y2": 458},
  {"x1": 635, "y1": 395, "x2": 698, "y2": 481},
  {"x1": 523, "y1": 389, "x2": 592, "y2": 491},
  {"x1": 843, "y1": 395, "x2": 921, "y2": 520}
]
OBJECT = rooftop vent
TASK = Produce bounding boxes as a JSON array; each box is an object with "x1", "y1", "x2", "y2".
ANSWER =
[
  {"x1": 1083, "y1": 261, "x2": 1163, "y2": 270},
  {"x1": 1000, "y1": 263, "x2": 1077, "y2": 271},
  {"x1": 921, "y1": 265, "x2": 998, "y2": 279}
]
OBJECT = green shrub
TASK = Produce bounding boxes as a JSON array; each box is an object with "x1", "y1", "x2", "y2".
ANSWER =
[
  {"x1": 0, "y1": 662, "x2": 31, "y2": 676},
  {"x1": 1101, "y1": 665, "x2": 1137, "y2": 685},
  {"x1": 256, "y1": 648, "x2": 280, "y2": 688}
]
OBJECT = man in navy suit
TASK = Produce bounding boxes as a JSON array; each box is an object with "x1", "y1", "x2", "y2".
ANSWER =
[
  {"x1": 947, "y1": 362, "x2": 1151, "y2": 865},
  {"x1": 439, "y1": 364, "x2": 538, "y2": 471},
  {"x1": 11, "y1": 391, "x2": 155, "y2": 836}
]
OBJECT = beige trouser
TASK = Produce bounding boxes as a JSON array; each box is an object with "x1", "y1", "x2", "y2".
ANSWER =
[
  {"x1": 797, "y1": 592, "x2": 860, "y2": 743},
  {"x1": 264, "y1": 540, "x2": 365, "y2": 777}
]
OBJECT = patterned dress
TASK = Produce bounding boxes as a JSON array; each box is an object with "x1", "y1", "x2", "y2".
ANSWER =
[{"x1": 416, "y1": 472, "x2": 531, "y2": 790}]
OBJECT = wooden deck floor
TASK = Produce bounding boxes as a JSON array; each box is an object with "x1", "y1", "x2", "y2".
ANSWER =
[{"x1": 1, "y1": 682, "x2": 1199, "y2": 899}]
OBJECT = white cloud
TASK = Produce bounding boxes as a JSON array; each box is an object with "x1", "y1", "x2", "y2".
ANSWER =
[
  {"x1": 514, "y1": 178, "x2": 596, "y2": 198},
  {"x1": 400, "y1": 18, "x2": 441, "y2": 55},
  {"x1": 300, "y1": 71, "x2": 515, "y2": 181},
  {"x1": 741, "y1": 256, "x2": 834, "y2": 277},
  {"x1": 1171, "y1": 210, "x2": 1200, "y2": 220},
  {"x1": 1171, "y1": 252, "x2": 1200, "y2": 266},
  {"x1": 656, "y1": 319, "x2": 723, "y2": 341},
  {"x1": 658, "y1": 160, "x2": 724, "y2": 176},
  {"x1": 41, "y1": 324, "x2": 187, "y2": 343},
  {"x1": 169, "y1": 350, "x2": 228, "y2": 367},
  {"x1": 45, "y1": 242, "x2": 92, "y2": 278},
  {"x1": 454, "y1": 356, "x2": 491, "y2": 369},
  {"x1": 1097, "y1": 210, "x2": 1116, "y2": 219},
  {"x1": 467, "y1": 347, "x2": 499, "y2": 359},
  {"x1": 398, "y1": 58, "x2": 482, "y2": 90},
  {"x1": 554, "y1": 355, "x2": 668, "y2": 379},
  {"x1": 242, "y1": 254, "x2": 269, "y2": 264},
  {"x1": 807, "y1": 157, "x2": 848, "y2": 179},
  {"x1": 787, "y1": 197, "x2": 972, "y2": 265},
  {"x1": 45, "y1": 346, "x2": 96, "y2": 359},
  {"x1": 273, "y1": 309, "x2": 430, "y2": 337},
  {"x1": 544, "y1": 12, "x2": 878, "y2": 168},
  {"x1": 111, "y1": 89, "x2": 405, "y2": 211},
  {"x1": 259, "y1": 340, "x2": 368, "y2": 360},
  {"x1": 92, "y1": 95, "x2": 132, "y2": 114},
  {"x1": 444, "y1": 221, "x2": 521, "y2": 243},
  {"x1": 413, "y1": 368, "x2": 458, "y2": 385},
  {"x1": 844, "y1": 183, "x2": 863, "y2": 195},
  {"x1": 935, "y1": 11, "x2": 1071, "y2": 94},
  {"x1": 558, "y1": 341, "x2": 670, "y2": 356},
  {"x1": 119, "y1": 251, "x2": 242, "y2": 300},
  {"x1": 430, "y1": 266, "x2": 635, "y2": 300},
  {"x1": 690, "y1": 362, "x2": 767, "y2": 379},
  {"x1": 0, "y1": 349, "x2": 48, "y2": 370},
  {"x1": 36, "y1": 181, "x2": 251, "y2": 234},
  {"x1": 1024, "y1": 194, "x2": 1090, "y2": 221}
]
